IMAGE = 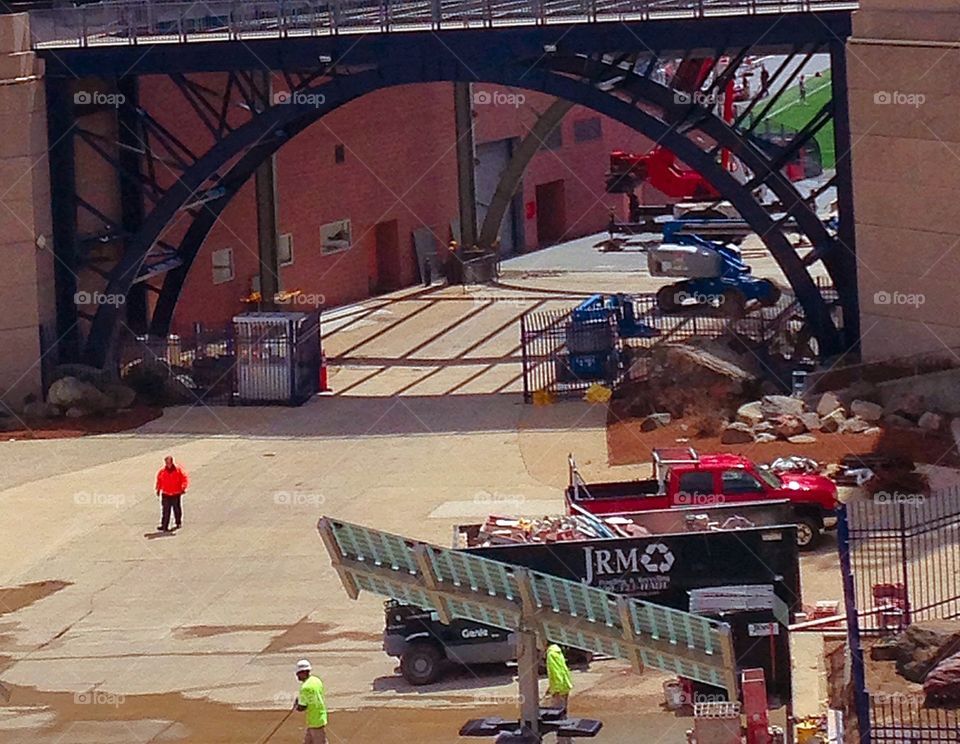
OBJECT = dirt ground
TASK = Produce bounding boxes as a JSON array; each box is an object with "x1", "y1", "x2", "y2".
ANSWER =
[{"x1": 0, "y1": 406, "x2": 162, "y2": 441}]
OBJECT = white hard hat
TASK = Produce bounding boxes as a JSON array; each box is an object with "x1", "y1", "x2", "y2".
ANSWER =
[{"x1": 295, "y1": 659, "x2": 311, "y2": 673}]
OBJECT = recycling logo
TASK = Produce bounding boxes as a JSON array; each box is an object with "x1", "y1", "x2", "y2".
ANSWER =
[{"x1": 640, "y1": 543, "x2": 675, "y2": 574}]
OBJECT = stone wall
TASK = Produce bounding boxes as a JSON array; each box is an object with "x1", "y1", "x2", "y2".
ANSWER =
[{"x1": 0, "y1": 13, "x2": 55, "y2": 412}]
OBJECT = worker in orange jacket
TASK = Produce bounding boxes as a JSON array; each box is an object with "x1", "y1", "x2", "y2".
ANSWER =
[{"x1": 155, "y1": 456, "x2": 189, "y2": 532}]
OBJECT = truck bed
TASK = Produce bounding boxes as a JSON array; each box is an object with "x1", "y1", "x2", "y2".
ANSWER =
[{"x1": 455, "y1": 499, "x2": 793, "y2": 549}]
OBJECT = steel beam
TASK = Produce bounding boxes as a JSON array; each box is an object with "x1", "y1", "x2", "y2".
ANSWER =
[
  {"x1": 117, "y1": 76, "x2": 148, "y2": 333},
  {"x1": 829, "y1": 39, "x2": 860, "y2": 354},
  {"x1": 253, "y1": 70, "x2": 280, "y2": 311},
  {"x1": 453, "y1": 81, "x2": 478, "y2": 278},
  {"x1": 38, "y1": 13, "x2": 855, "y2": 78},
  {"x1": 46, "y1": 76, "x2": 81, "y2": 362},
  {"x1": 477, "y1": 98, "x2": 573, "y2": 252}
]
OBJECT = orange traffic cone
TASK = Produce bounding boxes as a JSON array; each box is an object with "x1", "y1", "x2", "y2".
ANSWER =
[{"x1": 319, "y1": 352, "x2": 329, "y2": 392}]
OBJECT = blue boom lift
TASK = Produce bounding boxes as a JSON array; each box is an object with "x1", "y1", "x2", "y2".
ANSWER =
[
  {"x1": 649, "y1": 221, "x2": 781, "y2": 317},
  {"x1": 558, "y1": 294, "x2": 659, "y2": 383}
]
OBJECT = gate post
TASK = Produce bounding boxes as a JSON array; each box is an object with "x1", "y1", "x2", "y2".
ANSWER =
[
  {"x1": 837, "y1": 504, "x2": 871, "y2": 744},
  {"x1": 516, "y1": 628, "x2": 542, "y2": 740},
  {"x1": 898, "y1": 501, "x2": 912, "y2": 626}
]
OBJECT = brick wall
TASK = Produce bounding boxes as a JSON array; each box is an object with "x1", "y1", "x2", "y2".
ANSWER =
[{"x1": 133, "y1": 77, "x2": 651, "y2": 333}]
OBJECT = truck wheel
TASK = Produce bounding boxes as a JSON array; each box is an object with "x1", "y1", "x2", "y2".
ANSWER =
[
  {"x1": 795, "y1": 516, "x2": 821, "y2": 551},
  {"x1": 657, "y1": 286, "x2": 681, "y2": 313},
  {"x1": 400, "y1": 642, "x2": 444, "y2": 685}
]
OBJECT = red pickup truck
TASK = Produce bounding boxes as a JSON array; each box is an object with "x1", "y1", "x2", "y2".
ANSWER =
[{"x1": 565, "y1": 448, "x2": 838, "y2": 550}]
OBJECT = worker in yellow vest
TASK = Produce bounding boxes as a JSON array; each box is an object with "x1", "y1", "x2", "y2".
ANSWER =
[
  {"x1": 544, "y1": 643, "x2": 574, "y2": 744},
  {"x1": 293, "y1": 659, "x2": 327, "y2": 744}
]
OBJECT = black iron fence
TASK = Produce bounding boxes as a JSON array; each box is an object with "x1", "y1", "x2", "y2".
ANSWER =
[
  {"x1": 119, "y1": 312, "x2": 321, "y2": 406},
  {"x1": 870, "y1": 693, "x2": 960, "y2": 744},
  {"x1": 520, "y1": 308, "x2": 624, "y2": 401},
  {"x1": 519, "y1": 290, "x2": 815, "y2": 402},
  {"x1": 842, "y1": 488, "x2": 960, "y2": 635},
  {"x1": 838, "y1": 487, "x2": 960, "y2": 744}
]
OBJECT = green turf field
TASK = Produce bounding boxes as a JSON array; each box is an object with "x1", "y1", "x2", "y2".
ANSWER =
[{"x1": 755, "y1": 69, "x2": 835, "y2": 170}]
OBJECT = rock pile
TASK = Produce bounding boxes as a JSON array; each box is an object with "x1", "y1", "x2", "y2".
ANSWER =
[
  {"x1": 719, "y1": 381, "x2": 955, "y2": 445},
  {"x1": 19, "y1": 364, "x2": 138, "y2": 422},
  {"x1": 889, "y1": 619, "x2": 960, "y2": 706}
]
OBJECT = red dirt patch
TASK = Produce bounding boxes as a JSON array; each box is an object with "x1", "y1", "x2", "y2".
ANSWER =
[
  {"x1": 1, "y1": 406, "x2": 162, "y2": 441},
  {"x1": 0, "y1": 581, "x2": 70, "y2": 617}
]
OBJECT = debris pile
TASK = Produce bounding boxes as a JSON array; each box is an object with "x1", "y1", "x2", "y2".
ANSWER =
[
  {"x1": 623, "y1": 340, "x2": 762, "y2": 434},
  {"x1": 472, "y1": 515, "x2": 651, "y2": 545},
  {"x1": 471, "y1": 510, "x2": 759, "y2": 546},
  {"x1": 887, "y1": 619, "x2": 960, "y2": 706},
  {"x1": 829, "y1": 454, "x2": 929, "y2": 497}
]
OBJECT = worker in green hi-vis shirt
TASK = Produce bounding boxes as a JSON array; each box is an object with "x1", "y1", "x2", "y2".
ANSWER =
[
  {"x1": 543, "y1": 644, "x2": 574, "y2": 744},
  {"x1": 293, "y1": 659, "x2": 328, "y2": 744}
]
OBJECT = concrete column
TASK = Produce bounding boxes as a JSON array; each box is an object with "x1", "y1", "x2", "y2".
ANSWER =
[
  {"x1": 0, "y1": 13, "x2": 55, "y2": 412},
  {"x1": 848, "y1": 0, "x2": 960, "y2": 360}
]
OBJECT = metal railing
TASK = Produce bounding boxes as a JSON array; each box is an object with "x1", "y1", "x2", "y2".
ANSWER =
[
  {"x1": 29, "y1": 0, "x2": 859, "y2": 48},
  {"x1": 841, "y1": 486, "x2": 960, "y2": 636},
  {"x1": 518, "y1": 286, "x2": 823, "y2": 402},
  {"x1": 870, "y1": 694, "x2": 960, "y2": 744}
]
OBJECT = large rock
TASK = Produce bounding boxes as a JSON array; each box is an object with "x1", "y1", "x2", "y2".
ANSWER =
[
  {"x1": 925, "y1": 653, "x2": 960, "y2": 705},
  {"x1": 813, "y1": 391, "x2": 844, "y2": 417},
  {"x1": 23, "y1": 400, "x2": 60, "y2": 419},
  {"x1": 883, "y1": 413, "x2": 915, "y2": 429},
  {"x1": 163, "y1": 376, "x2": 195, "y2": 405},
  {"x1": 820, "y1": 408, "x2": 845, "y2": 433},
  {"x1": 51, "y1": 363, "x2": 113, "y2": 388},
  {"x1": 850, "y1": 399, "x2": 884, "y2": 423},
  {"x1": 47, "y1": 377, "x2": 111, "y2": 412},
  {"x1": 895, "y1": 620, "x2": 960, "y2": 683},
  {"x1": 919, "y1": 412, "x2": 944, "y2": 432},
  {"x1": 753, "y1": 421, "x2": 776, "y2": 435},
  {"x1": 887, "y1": 391, "x2": 926, "y2": 421},
  {"x1": 841, "y1": 417, "x2": 872, "y2": 434},
  {"x1": 736, "y1": 401, "x2": 764, "y2": 426},
  {"x1": 721, "y1": 422, "x2": 755, "y2": 444},
  {"x1": 64, "y1": 406, "x2": 88, "y2": 419},
  {"x1": 755, "y1": 433, "x2": 778, "y2": 443},
  {"x1": 841, "y1": 380, "x2": 880, "y2": 404},
  {"x1": 761, "y1": 394, "x2": 805, "y2": 418},
  {"x1": 640, "y1": 413, "x2": 671, "y2": 432},
  {"x1": 102, "y1": 383, "x2": 136, "y2": 410},
  {"x1": 787, "y1": 434, "x2": 817, "y2": 444},
  {"x1": 774, "y1": 415, "x2": 806, "y2": 438},
  {"x1": 799, "y1": 412, "x2": 822, "y2": 432}
]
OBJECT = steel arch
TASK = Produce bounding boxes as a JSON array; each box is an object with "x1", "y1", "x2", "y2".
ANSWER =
[{"x1": 85, "y1": 59, "x2": 845, "y2": 363}]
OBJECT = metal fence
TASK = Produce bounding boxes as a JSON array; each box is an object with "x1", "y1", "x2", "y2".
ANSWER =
[
  {"x1": 29, "y1": 0, "x2": 859, "y2": 49},
  {"x1": 870, "y1": 694, "x2": 960, "y2": 744},
  {"x1": 118, "y1": 311, "x2": 321, "y2": 405},
  {"x1": 838, "y1": 488, "x2": 960, "y2": 744},
  {"x1": 519, "y1": 290, "x2": 809, "y2": 402},
  {"x1": 119, "y1": 326, "x2": 236, "y2": 405},
  {"x1": 520, "y1": 307, "x2": 622, "y2": 401},
  {"x1": 842, "y1": 488, "x2": 960, "y2": 635}
]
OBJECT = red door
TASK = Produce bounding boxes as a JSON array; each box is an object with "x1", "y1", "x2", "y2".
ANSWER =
[
  {"x1": 535, "y1": 180, "x2": 566, "y2": 246},
  {"x1": 373, "y1": 220, "x2": 402, "y2": 293}
]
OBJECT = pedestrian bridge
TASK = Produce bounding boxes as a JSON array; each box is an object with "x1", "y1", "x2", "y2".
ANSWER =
[{"x1": 31, "y1": 0, "x2": 858, "y2": 49}]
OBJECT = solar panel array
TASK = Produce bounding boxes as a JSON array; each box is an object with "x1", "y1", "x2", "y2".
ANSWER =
[{"x1": 320, "y1": 517, "x2": 737, "y2": 693}]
